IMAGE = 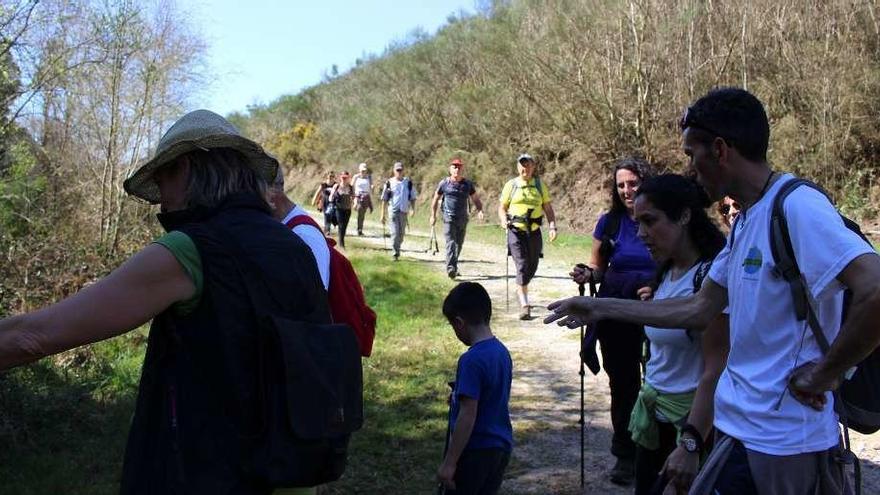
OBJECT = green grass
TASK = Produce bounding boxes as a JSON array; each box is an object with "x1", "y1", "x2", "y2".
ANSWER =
[
  {"x1": 324, "y1": 250, "x2": 460, "y2": 493},
  {"x1": 0, "y1": 250, "x2": 460, "y2": 494}
]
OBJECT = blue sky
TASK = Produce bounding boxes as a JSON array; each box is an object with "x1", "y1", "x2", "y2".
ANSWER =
[{"x1": 192, "y1": 1, "x2": 476, "y2": 116}]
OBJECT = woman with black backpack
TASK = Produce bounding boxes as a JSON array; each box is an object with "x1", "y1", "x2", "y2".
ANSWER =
[
  {"x1": 0, "y1": 110, "x2": 351, "y2": 495},
  {"x1": 569, "y1": 156, "x2": 655, "y2": 486}
]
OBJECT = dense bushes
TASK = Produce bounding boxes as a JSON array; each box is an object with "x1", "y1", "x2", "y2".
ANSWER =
[{"x1": 239, "y1": 0, "x2": 880, "y2": 229}]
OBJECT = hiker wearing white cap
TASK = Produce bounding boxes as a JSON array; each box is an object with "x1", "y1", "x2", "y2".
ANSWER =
[
  {"x1": 380, "y1": 161, "x2": 418, "y2": 261},
  {"x1": 354, "y1": 162, "x2": 373, "y2": 236},
  {"x1": 430, "y1": 157, "x2": 484, "y2": 278},
  {"x1": 498, "y1": 154, "x2": 557, "y2": 320},
  {"x1": 0, "y1": 110, "x2": 347, "y2": 494}
]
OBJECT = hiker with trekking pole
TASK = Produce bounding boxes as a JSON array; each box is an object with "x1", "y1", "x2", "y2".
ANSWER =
[
  {"x1": 498, "y1": 153, "x2": 557, "y2": 320},
  {"x1": 436, "y1": 282, "x2": 512, "y2": 495},
  {"x1": 430, "y1": 158, "x2": 484, "y2": 279},
  {"x1": 569, "y1": 156, "x2": 656, "y2": 486},
  {"x1": 616, "y1": 173, "x2": 729, "y2": 495},
  {"x1": 548, "y1": 88, "x2": 880, "y2": 495}
]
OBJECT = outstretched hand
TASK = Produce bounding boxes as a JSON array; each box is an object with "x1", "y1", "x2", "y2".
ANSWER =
[{"x1": 543, "y1": 296, "x2": 600, "y2": 328}]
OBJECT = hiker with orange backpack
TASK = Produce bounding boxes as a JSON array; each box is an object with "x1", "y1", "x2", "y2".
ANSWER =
[{"x1": 547, "y1": 88, "x2": 880, "y2": 495}]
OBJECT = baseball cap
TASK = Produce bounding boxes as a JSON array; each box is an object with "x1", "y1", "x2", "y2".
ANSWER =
[
  {"x1": 517, "y1": 153, "x2": 534, "y2": 163},
  {"x1": 450, "y1": 158, "x2": 463, "y2": 166},
  {"x1": 358, "y1": 162, "x2": 368, "y2": 171},
  {"x1": 393, "y1": 161, "x2": 404, "y2": 171}
]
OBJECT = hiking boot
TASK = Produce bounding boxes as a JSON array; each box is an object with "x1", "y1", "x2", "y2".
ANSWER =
[
  {"x1": 518, "y1": 306, "x2": 530, "y2": 321},
  {"x1": 609, "y1": 457, "x2": 634, "y2": 486},
  {"x1": 447, "y1": 270, "x2": 457, "y2": 279},
  {"x1": 393, "y1": 253, "x2": 400, "y2": 261},
  {"x1": 357, "y1": 230, "x2": 363, "y2": 236}
]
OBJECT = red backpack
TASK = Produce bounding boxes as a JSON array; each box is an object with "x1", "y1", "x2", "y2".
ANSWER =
[{"x1": 286, "y1": 214, "x2": 377, "y2": 357}]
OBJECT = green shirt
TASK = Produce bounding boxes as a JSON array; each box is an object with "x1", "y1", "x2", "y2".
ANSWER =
[{"x1": 153, "y1": 231, "x2": 203, "y2": 315}]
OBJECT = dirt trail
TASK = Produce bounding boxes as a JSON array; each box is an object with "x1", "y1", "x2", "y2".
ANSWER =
[{"x1": 345, "y1": 220, "x2": 880, "y2": 495}]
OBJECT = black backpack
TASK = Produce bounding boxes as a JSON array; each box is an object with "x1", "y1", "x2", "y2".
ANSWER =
[
  {"x1": 216, "y1": 224, "x2": 364, "y2": 488},
  {"x1": 756, "y1": 177, "x2": 880, "y2": 436}
]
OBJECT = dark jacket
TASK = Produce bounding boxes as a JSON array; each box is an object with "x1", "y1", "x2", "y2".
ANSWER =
[{"x1": 120, "y1": 194, "x2": 330, "y2": 495}]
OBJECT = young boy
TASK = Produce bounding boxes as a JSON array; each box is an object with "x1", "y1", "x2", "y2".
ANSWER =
[{"x1": 437, "y1": 282, "x2": 513, "y2": 495}]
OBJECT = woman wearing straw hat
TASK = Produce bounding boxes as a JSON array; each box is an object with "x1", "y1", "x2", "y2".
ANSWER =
[{"x1": 0, "y1": 110, "x2": 330, "y2": 494}]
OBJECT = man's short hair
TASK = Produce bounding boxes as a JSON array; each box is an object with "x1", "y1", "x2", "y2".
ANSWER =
[
  {"x1": 442, "y1": 282, "x2": 492, "y2": 326},
  {"x1": 680, "y1": 87, "x2": 770, "y2": 162}
]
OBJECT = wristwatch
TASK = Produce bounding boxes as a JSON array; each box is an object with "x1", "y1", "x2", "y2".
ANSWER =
[{"x1": 679, "y1": 434, "x2": 699, "y2": 454}]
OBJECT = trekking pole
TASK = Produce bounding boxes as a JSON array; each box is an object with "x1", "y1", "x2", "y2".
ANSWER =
[
  {"x1": 576, "y1": 265, "x2": 587, "y2": 489},
  {"x1": 432, "y1": 227, "x2": 440, "y2": 255},
  {"x1": 382, "y1": 218, "x2": 387, "y2": 251},
  {"x1": 505, "y1": 227, "x2": 510, "y2": 311},
  {"x1": 436, "y1": 380, "x2": 456, "y2": 495}
]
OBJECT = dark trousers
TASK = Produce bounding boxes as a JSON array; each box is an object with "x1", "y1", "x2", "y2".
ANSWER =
[
  {"x1": 634, "y1": 420, "x2": 678, "y2": 495},
  {"x1": 336, "y1": 208, "x2": 351, "y2": 247},
  {"x1": 597, "y1": 319, "x2": 643, "y2": 461},
  {"x1": 507, "y1": 228, "x2": 542, "y2": 286},
  {"x1": 443, "y1": 218, "x2": 467, "y2": 273},
  {"x1": 445, "y1": 448, "x2": 511, "y2": 495},
  {"x1": 356, "y1": 207, "x2": 368, "y2": 233}
]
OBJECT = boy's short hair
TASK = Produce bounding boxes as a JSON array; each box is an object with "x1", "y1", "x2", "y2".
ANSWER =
[
  {"x1": 680, "y1": 87, "x2": 770, "y2": 162},
  {"x1": 443, "y1": 282, "x2": 492, "y2": 326}
]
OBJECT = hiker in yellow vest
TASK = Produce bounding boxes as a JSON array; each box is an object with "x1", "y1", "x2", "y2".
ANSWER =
[{"x1": 497, "y1": 154, "x2": 557, "y2": 320}]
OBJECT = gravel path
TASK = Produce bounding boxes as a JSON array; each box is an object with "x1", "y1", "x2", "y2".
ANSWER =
[{"x1": 345, "y1": 219, "x2": 880, "y2": 494}]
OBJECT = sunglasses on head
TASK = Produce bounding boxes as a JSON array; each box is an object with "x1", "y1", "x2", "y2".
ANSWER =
[{"x1": 680, "y1": 106, "x2": 735, "y2": 145}]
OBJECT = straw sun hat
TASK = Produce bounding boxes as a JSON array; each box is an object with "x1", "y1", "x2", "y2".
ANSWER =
[{"x1": 123, "y1": 109, "x2": 279, "y2": 204}]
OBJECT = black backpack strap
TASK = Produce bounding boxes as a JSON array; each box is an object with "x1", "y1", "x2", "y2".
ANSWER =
[
  {"x1": 598, "y1": 212, "x2": 622, "y2": 259},
  {"x1": 769, "y1": 177, "x2": 867, "y2": 494},
  {"x1": 769, "y1": 178, "x2": 816, "y2": 323},
  {"x1": 692, "y1": 259, "x2": 713, "y2": 294}
]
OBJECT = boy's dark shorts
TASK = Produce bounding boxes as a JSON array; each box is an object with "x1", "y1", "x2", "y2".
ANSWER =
[{"x1": 447, "y1": 448, "x2": 511, "y2": 495}]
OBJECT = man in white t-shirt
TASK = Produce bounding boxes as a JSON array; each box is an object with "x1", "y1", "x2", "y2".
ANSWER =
[
  {"x1": 380, "y1": 161, "x2": 418, "y2": 261},
  {"x1": 268, "y1": 168, "x2": 330, "y2": 290},
  {"x1": 546, "y1": 88, "x2": 880, "y2": 494}
]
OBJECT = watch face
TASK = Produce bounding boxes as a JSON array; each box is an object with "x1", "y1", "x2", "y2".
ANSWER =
[{"x1": 680, "y1": 437, "x2": 698, "y2": 453}]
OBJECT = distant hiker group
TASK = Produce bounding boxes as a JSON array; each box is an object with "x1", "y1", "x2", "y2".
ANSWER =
[{"x1": 1, "y1": 86, "x2": 880, "y2": 495}]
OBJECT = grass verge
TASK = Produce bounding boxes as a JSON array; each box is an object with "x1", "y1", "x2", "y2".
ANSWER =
[{"x1": 0, "y1": 249, "x2": 459, "y2": 494}]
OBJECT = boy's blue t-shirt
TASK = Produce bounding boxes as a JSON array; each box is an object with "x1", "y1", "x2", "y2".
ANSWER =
[{"x1": 450, "y1": 337, "x2": 513, "y2": 452}]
